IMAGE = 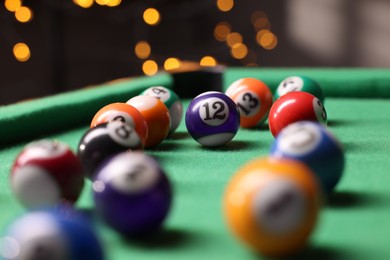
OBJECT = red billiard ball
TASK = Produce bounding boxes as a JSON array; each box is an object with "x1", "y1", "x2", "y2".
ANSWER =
[
  {"x1": 268, "y1": 92, "x2": 327, "y2": 137},
  {"x1": 127, "y1": 95, "x2": 171, "y2": 148},
  {"x1": 91, "y1": 102, "x2": 149, "y2": 148},
  {"x1": 225, "y1": 78, "x2": 273, "y2": 128},
  {"x1": 11, "y1": 140, "x2": 84, "y2": 209}
]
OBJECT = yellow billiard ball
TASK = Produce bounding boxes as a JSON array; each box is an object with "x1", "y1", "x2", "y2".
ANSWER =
[{"x1": 223, "y1": 157, "x2": 321, "y2": 256}]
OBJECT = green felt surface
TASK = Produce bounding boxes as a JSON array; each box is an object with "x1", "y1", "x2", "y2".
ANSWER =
[
  {"x1": 1, "y1": 68, "x2": 390, "y2": 259},
  {"x1": 1, "y1": 98, "x2": 390, "y2": 259},
  {"x1": 0, "y1": 73, "x2": 172, "y2": 146}
]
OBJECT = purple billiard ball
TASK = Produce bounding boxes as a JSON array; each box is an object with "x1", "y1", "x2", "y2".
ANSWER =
[
  {"x1": 92, "y1": 151, "x2": 172, "y2": 237},
  {"x1": 185, "y1": 91, "x2": 240, "y2": 147},
  {"x1": 270, "y1": 121, "x2": 345, "y2": 193}
]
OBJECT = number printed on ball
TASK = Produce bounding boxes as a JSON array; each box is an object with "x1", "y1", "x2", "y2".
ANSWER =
[
  {"x1": 312, "y1": 98, "x2": 327, "y2": 124},
  {"x1": 277, "y1": 76, "x2": 304, "y2": 97},
  {"x1": 143, "y1": 86, "x2": 171, "y2": 102},
  {"x1": 107, "y1": 121, "x2": 141, "y2": 148},
  {"x1": 278, "y1": 122, "x2": 321, "y2": 155},
  {"x1": 253, "y1": 177, "x2": 306, "y2": 235},
  {"x1": 236, "y1": 90, "x2": 261, "y2": 117},
  {"x1": 199, "y1": 97, "x2": 228, "y2": 126}
]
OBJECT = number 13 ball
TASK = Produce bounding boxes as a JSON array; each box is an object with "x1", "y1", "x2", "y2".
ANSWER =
[
  {"x1": 225, "y1": 78, "x2": 273, "y2": 128},
  {"x1": 185, "y1": 91, "x2": 240, "y2": 147}
]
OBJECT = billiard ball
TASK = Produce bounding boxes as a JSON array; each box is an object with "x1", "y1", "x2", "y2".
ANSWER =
[
  {"x1": 77, "y1": 121, "x2": 143, "y2": 179},
  {"x1": 268, "y1": 91, "x2": 327, "y2": 137},
  {"x1": 225, "y1": 78, "x2": 273, "y2": 128},
  {"x1": 224, "y1": 157, "x2": 321, "y2": 256},
  {"x1": 126, "y1": 95, "x2": 171, "y2": 148},
  {"x1": 185, "y1": 91, "x2": 240, "y2": 147},
  {"x1": 270, "y1": 121, "x2": 345, "y2": 193},
  {"x1": 141, "y1": 86, "x2": 183, "y2": 135},
  {"x1": 1, "y1": 209, "x2": 104, "y2": 260},
  {"x1": 90, "y1": 102, "x2": 148, "y2": 147},
  {"x1": 275, "y1": 76, "x2": 324, "y2": 103},
  {"x1": 11, "y1": 140, "x2": 84, "y2": 209},
  {"x1": 93, "y1": 151, "x2": 172, "y2": 236}
]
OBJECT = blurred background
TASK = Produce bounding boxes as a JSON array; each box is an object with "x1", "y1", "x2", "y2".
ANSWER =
[{"x1": 1, "y1": 0, "x2": 390, "y2": 104}]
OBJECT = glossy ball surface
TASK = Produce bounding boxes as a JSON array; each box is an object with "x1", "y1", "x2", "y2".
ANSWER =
[
  {"x1": 1, "y1": 209, "x2": 104, "y2": 260},
  {"x1": 90, "y1": 102, "x2": 148, "y2": 147},
  {"x1": 141, "y1": 86, "x2": 183, "y2": 135},
  {"x1": 127, "y1": 96, "x2": 171, "y2": 148},
  {"x1": 224, "y1": 157, "x2": 321, "y2": 256},
  {"x1": 78, "y1": 121, "x2": 143, "y2": 179},
  {"x1": 185, "y1": 91, "x2": 240, "y2": 147},
  {"x1": 11, "y1": 140, "x2": 84, "y2": 209},
  {"x1": 275, "y1": 76, "x2": 324, "y2": 103},
  {"x1": 225, "y1": 78, "x2": 273, "y2": 128},
  {"x1": 268, "y1": 92, "x2": 327, "y2": 137},
  {"x1": 270, "y1": 121, "x2": 345, "y2": 193},
  {"x1": 93, "y1": 152, "x2": 172, "y2": 236}
]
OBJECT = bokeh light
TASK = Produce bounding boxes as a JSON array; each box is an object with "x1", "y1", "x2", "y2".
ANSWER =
[
  {"x1": 143, "y1": 8, "x2": 161, "y2": 26},
  {"x1": 142, "y1": 60, "x2": 158, "y2": 76},
  {"x1": 15, "y1": 6, "x2": 33, "y2": 23},
  {"x1": 106, "y1": 0, "x2": 121, "y2": 7},
  {"x1": 231, "y1": 43, "x2": 248, "y2": 59},
  {"x1": 164, "y1": 58, "x2": 181, "y2": 71},
  {"x1": 13, "y1": 43, "x2": 31, "y2": 62},
  {"x1": 200, "y1": 56, "x2": 217, "y2": 66},
  {"x1": 95, "y1": 0, "x2": 109, "y2": 6},
  {"x1": 4, "y1": 0, "x2": 21, "y2": 12},
  {"x1": 214, "y1": 22, "x2": 231, "y2": 42},
  {"x1": 135, "y1": 41, "x2": 151, "y2": 59},
  {"x1": 217, "y1": 0, "x2": 234, "y2": 12},
  {"x1": 73, "y1": 0, "x2": 94, "y2": 8},
  {"x1": 257, "y1": 30, "x2": 278, "y2": 50},
  {"x1": 226, "y1": 32, "x2": 243, "y2": 47}
]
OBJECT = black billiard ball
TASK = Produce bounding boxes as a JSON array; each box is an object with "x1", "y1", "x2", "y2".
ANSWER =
[{"x1": 77, "y1": 121, "x2": 142, "y2": 179}]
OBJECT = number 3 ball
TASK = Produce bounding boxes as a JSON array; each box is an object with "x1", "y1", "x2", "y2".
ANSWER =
[
  {"x1": 268, "y1": 91, "x2": 327, "y2": 138},
  {"x1": 78, "y1": 121, "x2": 143, "y2": 179},
  {"x1": 185, "y1": 91, "x2": 240, "y2": 147},
  {"x1": 93, "y1": 151, "x2": 172, "y2": 236},
  {"x1": 225, "y1": 78, "x2": 273, "y2": 128},
  {"x1": 224, "y1": 157, "x2": 321, "y2": 256},
  {"x1": 270, "y1": 121, "x2": 345, "y2": 193},
  {"x1": 90, "y1": 102, "x2": 148, "y2": 148},
  {"x1": 11, "y1": 140, "x2": 84, "y2": 209}
]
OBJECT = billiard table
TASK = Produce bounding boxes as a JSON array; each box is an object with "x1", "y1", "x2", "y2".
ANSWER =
[{"x1": 1, "y1": 67, "x2": 390, "y2": 259}]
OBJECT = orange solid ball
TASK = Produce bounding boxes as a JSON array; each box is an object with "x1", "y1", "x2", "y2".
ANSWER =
[
  {"x1": 224, "y1": 157, "x2": 321, "y2": 256},
  {"x1": 127, "y1": 95, "x2": 171, "y2": 148},
  {"x1": 90, "y1": 102, "x2": 149, "y2": 148},
  {"x1": 225, "y1": 78, "x2": 273, "y2": 128}
]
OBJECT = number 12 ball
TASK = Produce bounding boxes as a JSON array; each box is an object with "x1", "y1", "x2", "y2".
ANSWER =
[{"x1": 185, "y1": 91, "x2": 240, "y2": 147}]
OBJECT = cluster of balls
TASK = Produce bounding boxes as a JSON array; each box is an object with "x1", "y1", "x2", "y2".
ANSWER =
[
  {"x1": 5, "y1": 86, "x2": 183, "y2": 259},
  {"x1": 218, "y1": 76, "x2": 345, "y2": 256}
]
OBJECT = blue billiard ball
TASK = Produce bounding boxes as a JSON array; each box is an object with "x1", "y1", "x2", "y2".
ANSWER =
[
  {"x1": 270, "y1": 121, "x2": 345, "y2": 193},
  {"x1": 1, "y1": 209, "x2": 104, "y2": 260},
  {"x1": 185, "y1": 91, "x2": 240, "y2": 147},
  {"x1": 92, "y1": 151, "x2": 172, "y2": 237}
]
